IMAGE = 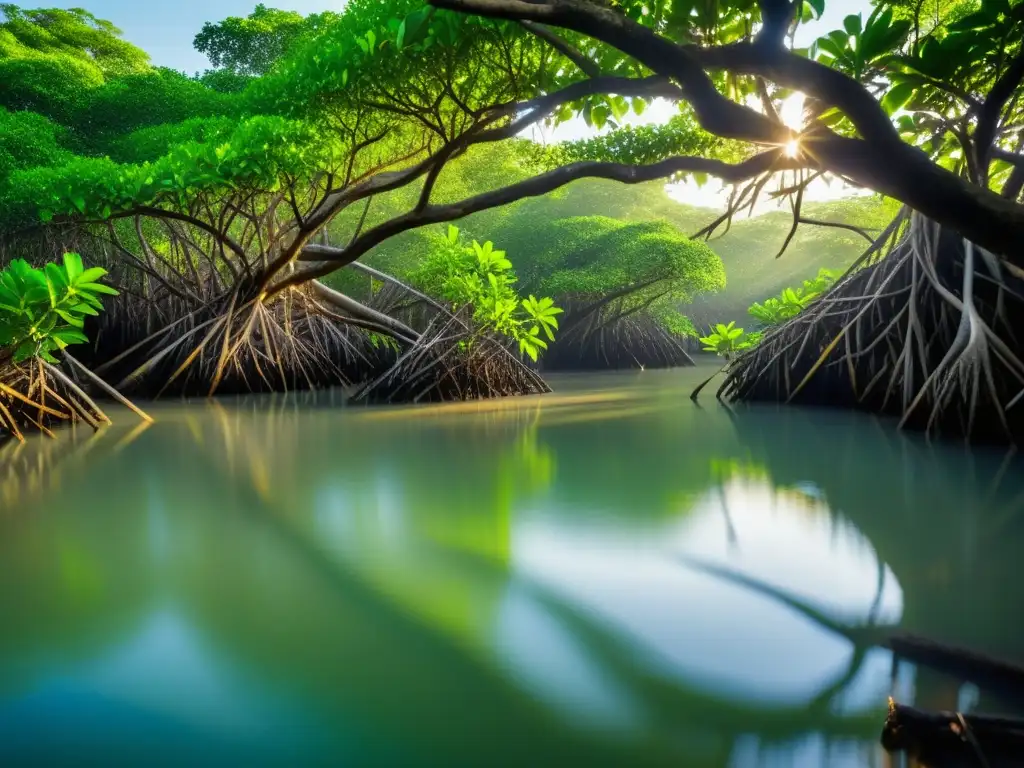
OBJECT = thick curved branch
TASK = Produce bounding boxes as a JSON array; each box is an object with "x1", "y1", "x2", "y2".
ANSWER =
[
  {"x1": 309, "y1": 75, "x2": 680, "y2": 233},
  {"x1": 430, "y1": 0, "x2": 790, "y2": 145},
  {"x1": 282, "y1": 150, "x2": 795, "y2": 291},
  {"x1": 518, "y1": 20, "x2": 600, "y2": 77},
  {"x1": 975, "y1": 46, "x2": 1024, "y2": 180},
  {"x1": 309, "y1": 281, "x2": 420, "y2": 344},
  {"x1": 692, "y1": 44, "x2": 903, "y2": 149},
  {"x1": 798, "y1": 216, "x2": 876, "y2": 243},
  {"x1": 430, "y1": 0, "x2": 1024, "y2": 260},
  {"x1": 808, "y1": 133, "x2": 1024, "y2": 258},
  {"x1": 1004, "y1": 164, "x2": 1024, "y2": 201},
  {"x1": 756, "y1": 0, "x2": 799, "y2": 49}
]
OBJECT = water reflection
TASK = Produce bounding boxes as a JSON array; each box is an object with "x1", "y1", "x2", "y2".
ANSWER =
[{"x1": 2, "y1": 368, "x2": 1024, "y2": 766}]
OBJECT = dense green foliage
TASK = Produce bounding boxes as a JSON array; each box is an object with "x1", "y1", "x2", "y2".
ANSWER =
[
  {"x1": 193, "y1": 4, "x2": 340, "y2": 78},
  {"x1": 747, "y1": 268, "x2": 840, "y2": 326},
  {"x1": 701, "y1": 269, "x2": 841, "y2": 357},
  {"x1": 0, "y1": 5, "x2": 149, "y2": 123},
  {"x1": 699, "y1": 322, "x2": 756, "y2": 357},
  {"x1": 0, "y1": 253, "x2": 116, "y2": 363},
  {"x1": 0, "y1": 6, "x2": 241, "y2": 229},
  {"x1": 507, "y1": 215, "x2": 725, "y2": 338},
  {"x1": 409, "y1": 226, "x2": 563, "y2": 361},
  {"x1": 0, "y1": 108, "x2": 71, "y2": 184},
  {"x1": 1, "y1": 0, "x2": 1019, "y2": 418}
]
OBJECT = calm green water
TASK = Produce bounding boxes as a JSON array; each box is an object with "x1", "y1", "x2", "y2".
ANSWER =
[{"x1": 2, "y1": 366, "x2": 1024, "y2": 767}]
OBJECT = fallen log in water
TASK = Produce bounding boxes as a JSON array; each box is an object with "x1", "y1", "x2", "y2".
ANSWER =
[
  {"x1": 674, "y1": 555, "x2": 1024, "y2": 706},
  {"x1": 882, "y1": 699, "x2": 1024, "y2": 767},
  {"x1": 889, "y1": 634, "x2": 1024, "y2": 704}
]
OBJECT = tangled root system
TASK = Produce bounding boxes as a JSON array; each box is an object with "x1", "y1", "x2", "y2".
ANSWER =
[
  {"x1": 721, "y1": 210, "x2": 1024, "y2": 444},
  {"x1": 351, "y1": 311, "x2": 551, "y2": 404},
  {"x1": 85, "y1": 284, "x2": 396, "y2": 399},
  {"x1": 0, "y1": 357, "x2": 112, "y2": 442},
  {"x1": 541, "y1": 309, "x2": 695, "y2": 371}
]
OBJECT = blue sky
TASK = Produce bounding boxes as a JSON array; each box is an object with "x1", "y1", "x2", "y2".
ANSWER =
[{"x1": 29, "y1": 1, "x2": 345, "y2": 74}]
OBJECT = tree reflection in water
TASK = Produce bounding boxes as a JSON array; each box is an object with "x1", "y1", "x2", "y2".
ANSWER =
[{"x1": 3, "y1": 372, "x2": 1024, "y2": 767}]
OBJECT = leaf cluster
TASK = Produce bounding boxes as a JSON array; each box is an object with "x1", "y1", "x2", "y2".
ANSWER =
[
  {"x1": 194, "y1": 3, "x2": 340, "y2": 77},
  {"x1": 7, "y1": 115, "x2": 346, "y2": 225},
  {"x1": 699, "y1": 320, "x2": 759, "y2": 356},
  {"x1": 0, "y1": 253, "x2": 116, "y2": 364},
  {"x1": 408, "y1": 225, "x2": 563, "y2": 361},
  {"x1": 541, "y1": 112, "x2": 748, "y2": 172},
  {"x1": 747, "y1": 267, "x2": 839, "y2": 325}
]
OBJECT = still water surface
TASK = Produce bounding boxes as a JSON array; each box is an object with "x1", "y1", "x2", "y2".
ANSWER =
[{"x1": 2, "y1": 367, "x2": 1024, "y2": 766}]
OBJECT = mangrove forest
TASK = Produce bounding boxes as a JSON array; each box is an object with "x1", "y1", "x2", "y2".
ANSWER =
[{"x1": 4, "y1": 0, "x2": 1024, "y2": 765}]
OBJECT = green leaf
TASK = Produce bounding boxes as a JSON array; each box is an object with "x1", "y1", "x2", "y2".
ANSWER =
[
  {"x1": 76, "y1": 282, "x2": 119, "y2": 296},
  {"x1": 815, "y1": 34, "x2": 849, "y2": 61},
  {"x1": 881, "y1": 82, "x2": 915, "y2": 114},
  {"x1": 44, "y1": 262, "x2": 68, "y2": 290},
  {"x1": 77, "y1": 267, "x2": 108, "y2": 284},
  {"x1": 402, "y1": 6, "x2": 433, "y2": 47},
  {"x1": 55, "y1": 309, "x2": 84, "y2": 328},
  {"x1": 51, "y1": 328, "x2": 89, "y2": 345},
  {"x1": 13, "y1": 340, "x2": 36, "y2": 364},
  {"x1": 63, "y1": 252, "x2": 84, "y2": 282},
  {"x1": 843, "y1": 14, "x2": 862, "y2": 36},
  {"x1": 70, "y1": 302, "x2": 99, "y2": 316}
]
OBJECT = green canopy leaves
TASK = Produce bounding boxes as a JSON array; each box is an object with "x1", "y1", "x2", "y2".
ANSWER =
[{"x1": 194, "y1": 3, "x2": 339, "y2": 77}]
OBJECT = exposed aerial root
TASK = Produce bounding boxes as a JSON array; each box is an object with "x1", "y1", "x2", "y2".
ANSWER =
[
  {"x1": 350, "y1": 310, "x2": 551, "y2": 404},
  {"x1": 0, "y1": 357, "x2": 112, "y2": 442},
  {"x1": 540, "y1": 308, "x2": 695, "y2": 371},
  {"x1": 83, "y1": 283, "x2": 395, "y2": 398},
  {"x1": 718, "y1": 210, "x2": 1024, "y2": 444}
]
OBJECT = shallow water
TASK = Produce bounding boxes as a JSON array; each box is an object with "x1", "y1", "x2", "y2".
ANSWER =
[{"x1": 1, "y1": 366, "x2": 1023, "y2": 767}]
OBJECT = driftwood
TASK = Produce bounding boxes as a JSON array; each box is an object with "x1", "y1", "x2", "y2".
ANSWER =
[{"x1": 883, "y1": 699, "x2": 1024, "y2": 767}]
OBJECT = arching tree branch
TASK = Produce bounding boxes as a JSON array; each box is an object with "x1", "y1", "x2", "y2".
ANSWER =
[
  {"x1": 975, "y1": 46, "x2": 1024, "y2": 182},
  {"x1": 756, "y1": 0, "x2": 799, "y2": 49},
  {"x1": 283, "y1": 150, "x2": 796, "y2": 292},
  {"x1": 518, "y1": 20, "x2": 600, "y2": 77},
  {"x1": 428, "y1": 0, "x2": 1024, "y2": 262}
]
